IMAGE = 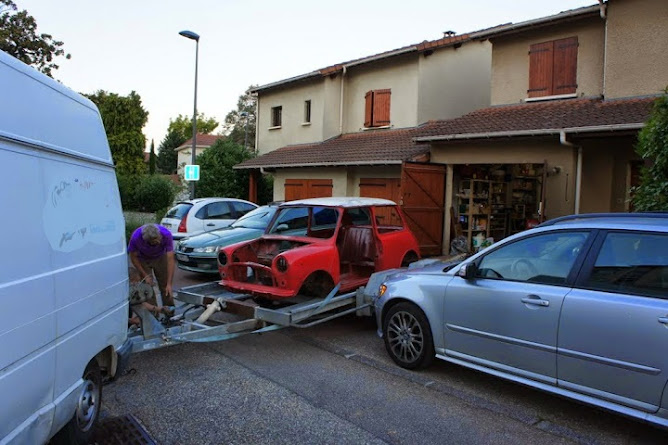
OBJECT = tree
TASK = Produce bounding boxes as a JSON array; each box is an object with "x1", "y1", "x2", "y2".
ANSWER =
[
  {"x1": 195, "y1": 139, "x2": 254, "y2": 199},
  {"x1": 632, "y1": 89, "x2": 668, "y2": 211},
  {"x1": 168, "y1": 113, "x2": 219, "y2": 141},
  {"x1": 223, "y1": 85, "x2": 258, "y2": 152},
  {"x1": 156, "y1": 129, "x2": 185, "y2": 175},
  {"x1": 86, "y1": 90, "x2": 148, "y2": 175},
  {"x1": 0, "y1": 0, "x2": 70, "y2": 77},
  {"x1": 148, "y1": 139, "x2": 156, "y2": 174}
]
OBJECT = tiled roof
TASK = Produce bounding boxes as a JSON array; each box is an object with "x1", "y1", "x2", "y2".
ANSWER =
[
  {"x1": 416, "y1": 96, "x2": 657, "y2": 140},
  {"x1": 177, "y1": 133, "x2": 224, "y2": 151},
  {"x1": 235, "y1": 127, "x2": 429, "y2": 169}
]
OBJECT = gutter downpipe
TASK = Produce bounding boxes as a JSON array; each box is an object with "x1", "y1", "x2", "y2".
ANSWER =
[
  {"x1": 560, "y1": 131, "x2": 582, "y2": 214},
  {"x1": 598, "y1": 0, "x2": 608, "y2": 98},
  {"x1": 339, "y1": 65, "x2": 347, "y2": 135}
]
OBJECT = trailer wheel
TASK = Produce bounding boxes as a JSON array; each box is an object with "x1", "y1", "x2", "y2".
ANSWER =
[{"x1": 52, "y1": 359, "x2": 102, "y2": 445}]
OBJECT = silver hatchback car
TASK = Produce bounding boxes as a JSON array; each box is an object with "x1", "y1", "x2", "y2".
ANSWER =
[{"x1": 374, "y1": 213, "x2": 668, "y2": 428}]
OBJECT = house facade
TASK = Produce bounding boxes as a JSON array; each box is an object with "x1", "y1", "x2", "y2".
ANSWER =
[
  {"x1": 238, "y1": 32, "x2": 493, "y2": 254},
  {"x1": 239, "y1": 0, "x2": 667, "y2": 255},
  {"x1": 417, "y1": 0, "x2": 667, "y2": 253}
]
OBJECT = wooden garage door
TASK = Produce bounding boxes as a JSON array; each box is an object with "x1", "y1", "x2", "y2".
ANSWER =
[
  {"x1": 400, "y1": 162, "x2": 446, "y2": 256},
  {"x1": 284, "y1": 179, "x2": 333, "y2": 201},
  {"x1": 360, "y1": 178, "x2": 402, "y2": 226}
]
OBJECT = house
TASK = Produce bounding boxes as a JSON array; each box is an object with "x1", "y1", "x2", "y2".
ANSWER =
[
  {"x1": 237, "y1": 29, "x2": 495, "y2": 254},
  {"x1": 415, "y1": 0, "x2": 667, "y2": 252},
  {"x1": 238, "y1": 0, "x2": 667, "y2": 255},
  {"x1": 176, "y1": 133, "x2": 225, "y2": 175}
]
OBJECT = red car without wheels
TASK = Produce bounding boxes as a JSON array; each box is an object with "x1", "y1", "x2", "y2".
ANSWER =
[{"x1": 217, "y1": 197, "x2": 420, "y2": 300}]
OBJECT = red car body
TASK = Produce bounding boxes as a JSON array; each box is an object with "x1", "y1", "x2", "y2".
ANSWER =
[{"x1": 217, "y1": 197, "x2": 420, "y2": 300}]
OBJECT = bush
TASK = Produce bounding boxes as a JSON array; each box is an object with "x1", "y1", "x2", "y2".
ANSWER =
[
  {"x1": 134, "y1": 175, "x2": 177, "y2": 212},
  {"x1": 117, "y1": 174, "x2": 139, "y2": 210}
]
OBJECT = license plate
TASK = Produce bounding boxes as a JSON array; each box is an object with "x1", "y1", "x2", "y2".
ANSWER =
[{"x1": 176, "y1": 254, "x2": 189, "y2": 262}]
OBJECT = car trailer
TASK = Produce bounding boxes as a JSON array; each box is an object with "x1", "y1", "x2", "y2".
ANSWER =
[{"x1": 127, "y1": 277, "x2": 387, "y2": 354}]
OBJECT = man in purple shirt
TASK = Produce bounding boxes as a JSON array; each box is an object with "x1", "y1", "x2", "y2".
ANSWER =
[{"x1": 128, "y1": 224, "x2": 176, "y2": 306}]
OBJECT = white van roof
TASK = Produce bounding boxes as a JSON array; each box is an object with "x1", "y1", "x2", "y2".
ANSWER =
[{"x1": 0, "y1": 50, "x2": 113, "y2": 165}]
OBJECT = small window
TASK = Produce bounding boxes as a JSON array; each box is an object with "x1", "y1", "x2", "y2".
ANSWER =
[
  {"x1": 528, "y1": 36, "x2": 578, "y2": 98},
  {"x1": 364, "y1": 89, "x2": 391, "y2": 128},
  {"x1": 271, "y1": 106, "x2": 282, "y2": 127},
  {"x1": 199, "y1": 201, "x2": 233, "y2": 220},
  {"x1": 477, "y1": 231, "x2": 589, "y2": 285},
  {"x1": 585, "y1": 232, "x2": 668, "y2": 298},
  {"x1": 304, "y1": 100, "x2": 311, "y2": 123}
]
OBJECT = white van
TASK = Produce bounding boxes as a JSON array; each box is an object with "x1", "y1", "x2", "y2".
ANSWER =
[{"x1": 0, "y1": 50, "x2": 131, "y2": 444}]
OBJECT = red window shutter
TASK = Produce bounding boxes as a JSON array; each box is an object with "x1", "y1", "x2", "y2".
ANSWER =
[
  {"x1": 372, "y1": 89, "x2": 391, "y2": 127},
  {"x1": 364, "y1": 91, "x2": 373, "y2": 127},
  {"x1": 553, "y1": 36, "x2": 578, "y2": 95},
  {"x1": 528, "y1": 41, "x2": 554, "y2": 97}
]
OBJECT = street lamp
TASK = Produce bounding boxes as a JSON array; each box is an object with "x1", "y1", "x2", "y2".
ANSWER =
[
  {"x1": 179, "y1": 29, "x2": 200, "y2": 199},
  {"x1": 240, "y1": 111, "x2": 250, "y2": 152}
]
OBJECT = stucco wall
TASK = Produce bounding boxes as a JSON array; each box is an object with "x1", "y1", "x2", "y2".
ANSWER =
[
  {"x1": 343, "y1": 54, "x2": 419, "y2": 133},
  {"x1": 272, "y1": 168, "x2": 348, "y2": 201},
  {"x1": 177, "y1": 146, "x2": 207, "y2": 174},
  {"x1": 418, "y1": 40, "x2": 492, "y2": 123},
  {"x1": 255, "y1": 79, "x2": 326, "y2": 156},
  {"x1": 430, "y1": 140, "x2": 577, "y2": 219},
  {"x1": 605, "y1": 0, "x2": 668, "y2": 98},
  {"x1": 579, "y1": 136, "x2": 639, "y2": 212},
  {"x1": 490, "y1": 17, "x2": 605, "y2": 105}
]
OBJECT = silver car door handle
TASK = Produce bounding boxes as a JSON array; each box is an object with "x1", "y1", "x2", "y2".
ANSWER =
[
  {"x1": 206, "y1": 223, "x2": 215, "y2": 226},
  {"x1": 659, "y1": 317, "x2": 668, "y2": 325},
  {"x1": 521, "y1": 296, "x2": 550, "y2": 307}
]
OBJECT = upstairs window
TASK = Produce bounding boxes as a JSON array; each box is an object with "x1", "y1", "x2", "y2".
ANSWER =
[
  {"x1": 304, "y1": 100, "x2": 311, "y2": 124},
  {"x1": 528, "y1": 36, "x2": 578, "y2": 98},
  {"x1": 364, "y1": 89, "x2": 391, "y2": 128},
  {"x1": 271, "y1": 106, "x2": 282, "y2": 127}
]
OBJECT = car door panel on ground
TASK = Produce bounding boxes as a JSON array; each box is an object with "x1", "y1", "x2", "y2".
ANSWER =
[
  {"x1": 558, "y1": 230, "x2": 668, "y2": 412},
  {"x1": 443, "y1": 231, "x2": 591, "y2": 384}
]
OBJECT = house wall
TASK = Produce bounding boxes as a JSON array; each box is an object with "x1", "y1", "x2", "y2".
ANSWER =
[
  {"x1": 418, "y1": 40, "x2": 492, "y2": 123},
  {"x1": 271, "y1": 165, "x2": 402, "y2": 202},
  {"x1": 604, "y1": 0, "x2": 668, "y2": 98},
  {"x1": 490, "y1": 17, "x2": 605, "y2": 105},
  {"x1": 255, "y1": 79, "x2": 326, "y2": 156},
  {"x1": 579, "y1": 136, "x2": 639, "y2": 212},
  {"x1": 343, "y1": 54, "x2": 419, "y2": 133},
  {"x1": 177, "y1": 146, "x2": 208, "y2": 174},
  {"x1": 430, "y1": 140, "x2": 577, "y2": 220},
  {"x1": 272, "y1": 168, "x2": 348, "y2": 201}
]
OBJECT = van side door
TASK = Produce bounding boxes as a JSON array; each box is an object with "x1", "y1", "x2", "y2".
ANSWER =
[{"x1": 558, "y1": 230, "x2": 668, "y2": 412}]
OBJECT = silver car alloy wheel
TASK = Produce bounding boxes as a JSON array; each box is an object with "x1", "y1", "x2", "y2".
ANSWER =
[{"x1": 386, "y1": 310, "x2": 424, "y2": 364}]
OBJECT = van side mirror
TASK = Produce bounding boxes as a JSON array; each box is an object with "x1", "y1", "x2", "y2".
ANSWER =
[{"x1": 457, "y1": 263, "x2": 478, "y2": 281}]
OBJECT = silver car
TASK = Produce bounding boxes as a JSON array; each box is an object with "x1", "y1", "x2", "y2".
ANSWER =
[{"x1": 374, "y1": 213, "x2": 668, "y2": 428}]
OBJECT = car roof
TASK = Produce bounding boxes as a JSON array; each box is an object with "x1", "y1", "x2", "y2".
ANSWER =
[
  {"x1": 280, "y1": 197, "x2": 397, "y2": 208},
  {"x1": 537, "y1": 213, "x2": 668, "y2": 233},
  {"x1": 178, "y1": 197, "x2": 256, "y2": 205}
]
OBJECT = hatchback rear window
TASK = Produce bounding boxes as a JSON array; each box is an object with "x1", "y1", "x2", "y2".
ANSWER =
[{"x1": 165, "y1": 203, "x2": 192, "y2": 219}]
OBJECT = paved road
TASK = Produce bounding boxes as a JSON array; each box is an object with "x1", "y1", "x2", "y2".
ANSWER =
[{"x1": 103, "y1": 269, "x2": 668, "y2": 444}]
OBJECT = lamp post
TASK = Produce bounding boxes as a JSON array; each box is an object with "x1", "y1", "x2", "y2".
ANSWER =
[
  {"x1": 179, "y1": 29, "x2": 200, "y2": 199},
  {"x1": 240, "y1": 111, "x2": 250, "y2": 152}
]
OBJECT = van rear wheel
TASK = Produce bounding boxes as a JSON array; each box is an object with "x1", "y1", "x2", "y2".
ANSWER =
[{"x1": 52, "y1": 359, "x2": 102, "y2": 445}]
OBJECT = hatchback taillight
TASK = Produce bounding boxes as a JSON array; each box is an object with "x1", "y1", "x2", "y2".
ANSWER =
[{"x1": 178, "y1": 213, "x2": 188, "y2": 233}]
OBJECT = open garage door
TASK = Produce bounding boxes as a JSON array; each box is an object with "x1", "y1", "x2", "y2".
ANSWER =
[
  {"x1": 400, "y1": 162, "x2": 446, "y2": 256},
  {"x1": 285, "y1": 179, "x2": 333, "y2": 201}
]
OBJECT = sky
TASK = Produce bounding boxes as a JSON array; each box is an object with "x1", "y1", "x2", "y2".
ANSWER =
[{"x1": 18, "y1": 0, "x2": 597, "y2": 151}]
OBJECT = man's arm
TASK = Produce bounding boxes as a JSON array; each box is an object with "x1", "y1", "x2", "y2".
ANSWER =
[
  {"x1": 164, "y1": 251, "x2": 175, "y2": 299},
  {"x1": 129, "y1": 251, "x2": 154, "y2": 285}
]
